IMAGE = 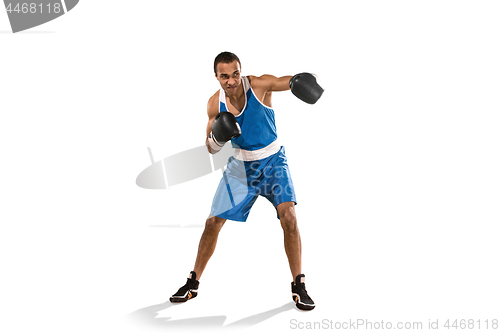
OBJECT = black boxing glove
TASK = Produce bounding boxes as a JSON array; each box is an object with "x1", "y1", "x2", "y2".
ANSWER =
[
  {"x1": 208, "y1": 111, "x2": 241, "y2": 153},
  {"x1": 289, "y1": 73, "x2": 324, "y2": 104}
]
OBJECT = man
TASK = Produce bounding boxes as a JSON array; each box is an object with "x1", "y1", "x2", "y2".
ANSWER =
[{"x1": 169, "y1": 52, "x2": 323, "y2": 311}]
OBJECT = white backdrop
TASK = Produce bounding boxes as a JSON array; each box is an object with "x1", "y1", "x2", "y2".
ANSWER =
[{"x1": 1, "y1": 1, "x2": 500, "y2": 332}]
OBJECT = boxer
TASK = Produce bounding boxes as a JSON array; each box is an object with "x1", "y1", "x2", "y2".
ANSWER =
[{"x1": 170, "y1": 52, "x2": 323, "y2": 310}]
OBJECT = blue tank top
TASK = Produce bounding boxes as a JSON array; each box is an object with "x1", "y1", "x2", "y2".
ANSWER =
[{"x1": 219, "y1": 76, "x2": 278, "y2": 151}]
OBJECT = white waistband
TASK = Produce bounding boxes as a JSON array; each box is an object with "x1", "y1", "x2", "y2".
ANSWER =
[{"x1": 233, "y1": 140, "x2": 281, "y2": 161}]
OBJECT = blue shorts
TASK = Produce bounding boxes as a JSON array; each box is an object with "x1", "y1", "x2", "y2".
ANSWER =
[{"x1": 210, "y1": 146, "x2": 297, "y2": 222}]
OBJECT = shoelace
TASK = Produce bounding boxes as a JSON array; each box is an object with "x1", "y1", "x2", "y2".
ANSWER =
[
  {"x1": 175, "y1": 278, "x2": 194, "y2": 295},
  {"x1": 296, "y1": 282, "x2": 313, "y2": 302}
]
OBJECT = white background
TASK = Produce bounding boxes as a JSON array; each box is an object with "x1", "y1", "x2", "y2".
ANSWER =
[{"x1": 1, "y1": 1, "x2": 499, "y2": 332}]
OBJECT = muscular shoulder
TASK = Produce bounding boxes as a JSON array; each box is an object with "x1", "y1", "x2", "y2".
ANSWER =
[
  {"x1": 249, "y1": 74, "x2": 291, "y2": 93},
  {"x1": 248, "y1": 75, "x2": 272, "y2": 88},
  {"x1": 207, "y1": 90, "x2": 220, "y2": 118},
  {"x1": 248, "y1": 74, "x2": 281, "y2": 92}
]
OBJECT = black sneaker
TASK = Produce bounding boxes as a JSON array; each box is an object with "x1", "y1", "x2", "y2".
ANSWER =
[
  {"x1": 169, "y1": 271, "x2": 199, "y2": 303},
  {"x1": 291, "y1": 274, "x2": 315, "y2": 310}
]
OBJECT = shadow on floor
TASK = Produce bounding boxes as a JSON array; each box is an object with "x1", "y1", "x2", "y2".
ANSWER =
[{"x1": 127, "y1": 300, "x2": 296, "y2": 329}]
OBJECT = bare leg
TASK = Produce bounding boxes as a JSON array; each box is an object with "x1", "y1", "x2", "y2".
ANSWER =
[
  {"x1": 192, "y1": 216, "x2": 226, "y2": 279},
  {"x1": 277, "y1": 202, "x2": 302, "y2": 279}
]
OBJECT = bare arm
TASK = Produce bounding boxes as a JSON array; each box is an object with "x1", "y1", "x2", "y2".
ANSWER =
[
  {"x1": 250, "y1": 74, "x2": 293, "y2": 92},
  {"x1": 205, "y1": 92, "x2": 220, "y2": 154},
  {"x1": 249, "y1": 73, "x2": 324, "y2": 106}
]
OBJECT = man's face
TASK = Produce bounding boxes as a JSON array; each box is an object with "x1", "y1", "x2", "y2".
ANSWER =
[{"x1": 215, "y1": 60, "x2": 242, "y2": 96}]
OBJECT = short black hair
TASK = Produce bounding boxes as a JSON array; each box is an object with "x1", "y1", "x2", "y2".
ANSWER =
[{"x1": 214, "y1": 51, "x2": 241, "y2": 74}]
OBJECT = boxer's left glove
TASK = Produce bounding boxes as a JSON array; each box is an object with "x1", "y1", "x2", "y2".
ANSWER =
[{"x1": 289, "y1": 73, "x2": 324, "y2": 104}]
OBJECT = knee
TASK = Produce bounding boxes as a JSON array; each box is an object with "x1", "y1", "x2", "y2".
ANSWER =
[
  {"x1": 280, "y1": 207, "x2": 298, "y2": 233},
  {"x1": 205, "y1": 216, "x2": 225, "y2": 234}
]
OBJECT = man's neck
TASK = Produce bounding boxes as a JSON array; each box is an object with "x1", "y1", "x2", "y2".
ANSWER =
[{"x1": 227, "y1": 83, "x2": 244, "y2": 103}]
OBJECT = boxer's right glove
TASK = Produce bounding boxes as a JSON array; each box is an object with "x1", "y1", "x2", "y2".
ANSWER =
[
  {"x1": 207, "y1": 111, "x2": 241, "y2": 153},
  {"x1": 289, "y1": 73, "x2": 324, "y2": 104}
]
